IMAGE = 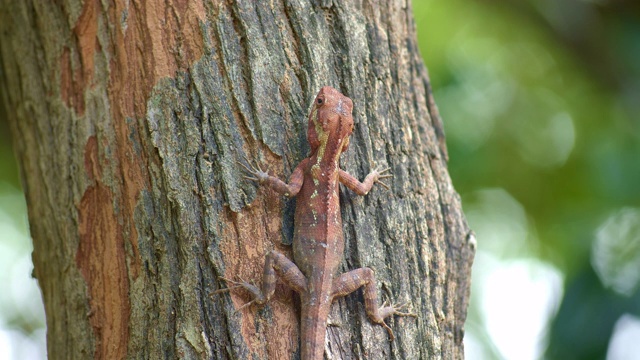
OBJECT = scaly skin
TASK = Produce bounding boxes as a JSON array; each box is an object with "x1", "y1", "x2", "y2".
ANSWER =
[{"x1": 218, "y1": 86, "x2": 415, "y2": 360}]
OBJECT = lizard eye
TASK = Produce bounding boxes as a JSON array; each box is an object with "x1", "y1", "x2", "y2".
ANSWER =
[{"x1": 316, "y1": 98, "x2": 323, "y2": 105}]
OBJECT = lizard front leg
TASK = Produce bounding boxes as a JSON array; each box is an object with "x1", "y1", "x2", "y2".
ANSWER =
[
  {"x1": 331, "y1": 268, "x2": 416, "y2": 340},
  {"x1": 214, "y1": 250, "x2": 307, "y2": 310},
  {"x1": 238, "y1": 155, "x2": 306, "y2": 197},
  {"x1": 339, "y1": 165, "x2": 391, "y2": 195}
]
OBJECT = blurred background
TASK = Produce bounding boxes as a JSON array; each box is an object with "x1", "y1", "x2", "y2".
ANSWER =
[
  {"x1": 416, "y1": 0, "x2": 640, "y2": 359},
  {"x1": 0, "y1": 0, "x2": 639, "y2": 359}
]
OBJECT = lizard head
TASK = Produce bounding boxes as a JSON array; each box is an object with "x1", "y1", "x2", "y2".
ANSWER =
[{"x1": 307, "y1": 86, "x2": 354, "y2": 158}]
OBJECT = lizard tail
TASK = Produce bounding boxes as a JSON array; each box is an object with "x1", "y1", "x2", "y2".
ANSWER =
[{"x1": 300, "y1": 301, "x2": 330, "y2": 360}]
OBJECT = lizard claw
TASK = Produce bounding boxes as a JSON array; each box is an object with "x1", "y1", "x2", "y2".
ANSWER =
[
  {"x1": 377, "y1": 180, "x2": 390, "y2": 190},
  {"x1": 213, "y1": 277, "x2": 266, "y2": 312},
  {"x1": 391, "y1": 302, "x2": 418, "y2": 317},
  {"x1": 381, "y1": 321, "x2": 395, "y2": 341},
  {"x1": 238, "y1": 154, "x2": 269, "y2": 183},
  {"x1": 211, "y1": 277, "x2": 242, "y2": 296},
  {"x1": 373, "y1": 165, "x2": 392, "y2": 190},
  {"x1": 374, "y1": 300, "x2": 417, "y2": 341},
  {"x1": 243, "y1": 154, "x2": 266, "y2": 173},
  {"x1": 235, "y1": 299, "x2": 257, "y2": 312},
  {"x1": 210, "y1": 284, "x2": 243, "y2": 295},
  {"x1": 375, "y1": 166, "x2": 392, "y2": 175}
]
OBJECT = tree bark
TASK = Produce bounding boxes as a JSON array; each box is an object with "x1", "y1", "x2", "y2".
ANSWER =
[{"x1": 0, "y1": 0, "x2": 474, "y2": 359}]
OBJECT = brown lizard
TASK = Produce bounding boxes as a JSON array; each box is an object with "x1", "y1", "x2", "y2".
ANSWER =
[{"x1": 218, "y1": 86, "x2": 415, "y2": 359}]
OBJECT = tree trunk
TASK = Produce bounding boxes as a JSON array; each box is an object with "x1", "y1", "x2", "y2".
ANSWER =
[{"x1": 0, "y1": 0, "x2": 474, "y2": 359}]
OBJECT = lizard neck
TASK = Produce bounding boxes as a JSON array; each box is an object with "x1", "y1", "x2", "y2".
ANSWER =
[
  {"x1": 309, "y1": 129, "x2": 343, "y2": 234},
  {"x1": 308, "y1": 106, "x2": 350, "y2": 177}
]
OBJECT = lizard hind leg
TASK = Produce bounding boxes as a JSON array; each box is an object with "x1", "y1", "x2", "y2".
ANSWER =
[
  {"x1": 331, "y1": 267, "x2": 416, "y2": 341},
  {"x1": 215, "y1": 250, "x2": 308, "y2": 311}
]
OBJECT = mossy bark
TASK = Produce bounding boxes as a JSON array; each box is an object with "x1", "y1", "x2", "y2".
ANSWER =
[{"x1": 0, "y1": 0, "x2": 474, "y2": 359}]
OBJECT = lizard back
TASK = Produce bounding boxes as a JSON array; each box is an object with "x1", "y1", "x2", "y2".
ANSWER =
[{"x1": 293, "y1": 86, "x2": 354, "y2": 360}]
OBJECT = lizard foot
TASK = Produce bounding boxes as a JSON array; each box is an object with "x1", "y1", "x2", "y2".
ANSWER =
[
  {"x1": 237, "y1": 155, "x2": 269, "y2": 183},
  {"x1": 376, "y1": 301, "x2": 418, "y2": 341},
  {"x1": 388, "y1": 302, "x2": 418, "y2": 318},
  {"x1": 373, "y1": 165, "x2": 392, "y2": 190},
  {"x1": 212, "y1": 276, "x2": 266, "y2": 311},
  {"x1": 210, "y1": 276, "x2": 250, "y2": 295}
]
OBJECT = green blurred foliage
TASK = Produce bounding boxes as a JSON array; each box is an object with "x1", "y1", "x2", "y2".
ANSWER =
[{"x1": 415, "y1": 0, "x2": 640, "y2": 358}]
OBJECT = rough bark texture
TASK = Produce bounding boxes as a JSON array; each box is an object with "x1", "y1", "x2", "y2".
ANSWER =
[{"x1": 0, "y1": 0, "x2": 474, "y2": 359}]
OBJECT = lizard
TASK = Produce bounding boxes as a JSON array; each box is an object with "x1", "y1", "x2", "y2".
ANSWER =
[{"x1": 217, "y1": 86, "x2": 415, "y2": 360}]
